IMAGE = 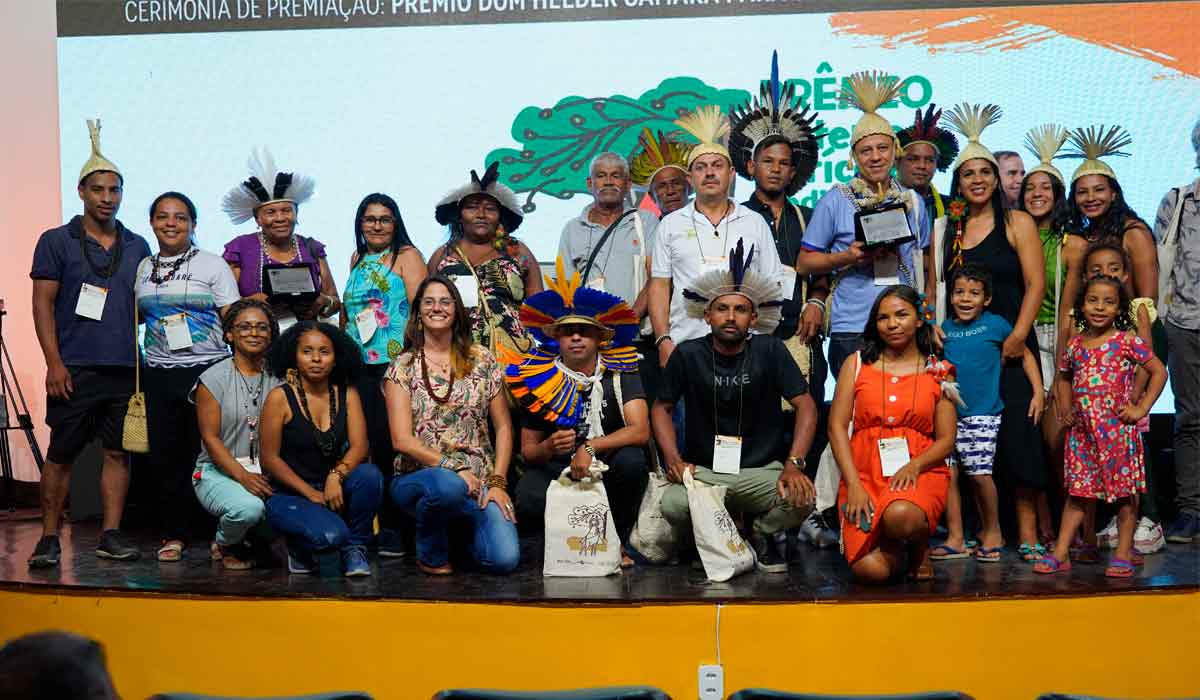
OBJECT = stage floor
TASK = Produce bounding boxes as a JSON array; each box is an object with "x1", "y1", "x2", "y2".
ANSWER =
[{"x1": 1, "y1": 518, "x2": 1196, "y2": 603}]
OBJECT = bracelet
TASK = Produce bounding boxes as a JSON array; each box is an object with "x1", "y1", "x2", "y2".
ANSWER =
[
  {"x1": 435, "y1": 455, "x2": 454, "y2": 470},
  {"x1": 654, "y1": 334, "x2": 672, "y2": 347},
  {"x1": 327, "y1": 468, "x2": 346, "y2": 484},
  {"x1": 453, "y1": 465, "x2": 471, "y2": 473},
  {"x1": 485, "y1": 474, "x2": 508, "y2": 490},
  {"x1": 583, "y1": 443, "x2": 595, "y2": 457},
  {"x1": 802, "y1": 298, "x2": 827, "y2": 314}
]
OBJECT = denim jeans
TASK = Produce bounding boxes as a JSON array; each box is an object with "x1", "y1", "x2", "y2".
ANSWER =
[
  {"x1": 193, "y1": 462, "x2": 266, "y2": 546},
  {"x1": 265, "y1": 463, "x2": 383, "y2": 555},
  {"x1": 390, "y1": 467, "x2": 519, "y2": 574}
]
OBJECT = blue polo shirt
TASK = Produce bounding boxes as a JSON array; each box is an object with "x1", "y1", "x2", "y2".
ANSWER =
[
  {"x1": 30, "y1": 215, "x2": 151, "y2": 367},
  {"x1": 941, "y1": 310, "x2": 1012, "y2": 417}
]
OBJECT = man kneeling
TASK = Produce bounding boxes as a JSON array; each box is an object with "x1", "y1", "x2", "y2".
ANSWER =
[{"x1": 653, "y1": 239, "x2": 818, "y2": 572}]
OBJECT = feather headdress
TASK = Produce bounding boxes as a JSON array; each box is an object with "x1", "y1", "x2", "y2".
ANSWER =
[
  {"x1": 1023, "y1": 124, "x2": 1069, "y2": 184},
  {"x1": 1064, "y1": 125, "x2": 1132, "y2": 184},
  {"x1": 681, "y1": 238, "x2": 783, "y2": 334},
  {"x1": 896, "y1": 104, "x2": 960, "y2": 172},
  {"x1": 945, "y1": 103, "x2": 1003, "y2": 171},
  {"x1": 840, "y1": 71, "x2": 904, "y2": 150},
  {"x1": 500, "y1": 257, "x2": 639, "y2": 427},
  {"x1": 675, "y1": 105, "x2": 731, "y2": 168},
  {"x1": 629, "y1": 128, "x2": 694, "y2": 189},
  {"x1": 78, "y1": 119, "x2": 122, "y2": 184},
  {"x1": 434, "y1": 161, "x2": 524, "y2": 234},
  {"x1": 728, "y1": 51, "x2": 824, "y2": 196},
  {"x1": 221, "y1": 148, "x2": 315, "y2": 225}
]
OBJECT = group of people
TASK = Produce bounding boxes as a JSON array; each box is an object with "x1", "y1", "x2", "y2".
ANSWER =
[{"x1": 25, "y1": 56, "x2": 1199, "y2": 584}]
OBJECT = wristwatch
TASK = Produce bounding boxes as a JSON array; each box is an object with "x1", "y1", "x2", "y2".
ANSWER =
[{"x1": 788, "y1": 456, "x2": 806, "y2": 469}]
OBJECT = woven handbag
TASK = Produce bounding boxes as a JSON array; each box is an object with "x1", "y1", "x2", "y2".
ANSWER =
[{"x1": 121, "y1": 299, "x2": 149, "y2": 453}]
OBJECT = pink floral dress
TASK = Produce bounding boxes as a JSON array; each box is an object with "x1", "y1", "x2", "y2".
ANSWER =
[{"x1": 1058, "y1": 331, "x2": 1151, "y2": 502}]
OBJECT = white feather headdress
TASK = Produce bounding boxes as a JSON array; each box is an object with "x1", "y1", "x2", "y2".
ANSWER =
[
  {"x1": 221, "y1": 148, "x2": 316, "y2": 225},
  {"x1": 682, "y1": 238, "x2": 783, "y2": 334}
]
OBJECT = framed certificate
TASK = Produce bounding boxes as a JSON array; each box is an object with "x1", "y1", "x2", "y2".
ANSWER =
[
  {"x1": 263, "y1": 263, "x2": 318, "y2": 305},
  {"x1": 854, "y1": 202, "x2": 915, "y2": 249}
]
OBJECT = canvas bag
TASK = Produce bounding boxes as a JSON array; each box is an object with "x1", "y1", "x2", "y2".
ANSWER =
[
  {"x1": 628, "y1": 467, "x2": 677, "y2": 563},
  {"x1": 543, "y1": 463, "x2": 621, "y2": 577},
  {"x1": 1158, "y1": 181, "x2": 1196, "y2": 311},
  {"x1": 684, "y1": 470, "x2": 755, "y2": 582},
  {"x1": 814, "y1": 352, "x2": 861, "y2": 512}
]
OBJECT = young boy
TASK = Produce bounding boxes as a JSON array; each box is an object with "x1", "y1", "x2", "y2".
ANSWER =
[{"x1": 933, "y1": 264, "x2": 1044, "y2": 563}]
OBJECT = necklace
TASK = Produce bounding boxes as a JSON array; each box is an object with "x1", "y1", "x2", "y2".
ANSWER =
[
  {"x1": 233, "y1": 360, "x2": 266, "y2": 462},
  {"x1": 420, "y1": 348, "x2": 454, "y2": 404},
  {"x1": 257, "y1": 231, "x2": 302, "y2": 294},
  {"x1": 149, "y1": 247, "x2": 197, "y2": 284},
  {"x1": 295, "y1": 379, "x2": 338, "y2": 457},
  {"x1": 79, "y1": 227, "x2": 124, "y2": 280}
]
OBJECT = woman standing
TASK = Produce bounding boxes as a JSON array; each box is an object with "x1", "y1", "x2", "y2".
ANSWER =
[
  {"x1": 134, "y1": 192, "x2": 241, "y2": 562},
  {"x1": 259, "y1": 322, "x2": 382, "y2": 577},
  {"x1": 943, "y1": 104, "x2": 1047, "y2": 559},
  {"x1": 341, "y1": 193, "x2": 426, "y2": 555},
  {"x1": 829, "y1": 286, "x2": 956, "y2": 584},
  {"x1": 192, "y1": 299, "x2": 282, "y2": 570},
  {"x1": 221, "y1": 150, "x2": 341, "y2": 325},
  {"x1": 384, "y1": 276, "x2": 519, "y2": 575},
  {"x1": 428, "y1": 163, "x2": 541, "y2": 354}
]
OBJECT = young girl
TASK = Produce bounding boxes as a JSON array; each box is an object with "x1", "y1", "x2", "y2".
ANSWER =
[{"x1": 1037, "y1": 276, "x2": 1167, "y2": 577}]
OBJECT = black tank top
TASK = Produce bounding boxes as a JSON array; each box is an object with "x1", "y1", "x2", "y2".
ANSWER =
[
  {"x1": 279, "y1": 383, "x2": 348, "y2": 491},
  {"x1": 959, "y1": 218, "x2": 1023, "y2": 327}
]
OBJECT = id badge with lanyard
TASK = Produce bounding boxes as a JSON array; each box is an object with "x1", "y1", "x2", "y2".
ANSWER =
[
  {"x1": 76, "y1": 228, "x2": 124, "y2": 320},
  {"x1": 710, "y1": 340, "x2": 750, "y2": 475}
]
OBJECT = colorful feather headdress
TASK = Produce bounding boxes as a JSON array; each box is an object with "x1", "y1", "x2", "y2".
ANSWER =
[
  {"x1": 675, "y1": 105, "x2": 731, "y2": 169},
  {"x1": 681, "y1": 238, "x2": 783, "y2": 334},
  {"x1": 499, "y1": 258, "x2": 639, "y2": 427},
  {"x1": 1064, "y1": 125, "x2": 1132, "y2": 184},
  {"x1": 78, "y1": 119, "x2": 122, "y2": 184},
  {"x1": 728, "y1": 51, "x2": 824, "y2": 196},
  {"x1": 434, "y1": 161, "x2": 524, "y2": 234},
  {"x1": 840, "y1": 71, "x2": 904, "y2": 152},
  {"x1": 946, "y1": 103, "x2": 1003, "y2": 171},
  {"x1": 222, "y1": 148, "x2": 315, "y2": 225},
  {"x1": 629, "y1": 128, "x2": 694, "y2": 189},
  {"x1": 1024, "y1": 124, "x2": 1069, "y2": 184},
  {"x1": 897, "y1": 104, "x2": 960, "y2": 172}
]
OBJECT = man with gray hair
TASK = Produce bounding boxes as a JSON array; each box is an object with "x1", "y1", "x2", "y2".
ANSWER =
[
  {"x1": 1158, "y1": 117, "x2": 1200, "y2": 543},
  {"x1": 994, "y1": 149, "x2": 1026, "y2": 208}
]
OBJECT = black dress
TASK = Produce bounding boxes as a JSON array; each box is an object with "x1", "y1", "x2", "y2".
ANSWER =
[{"x1": 957, "y1": 221, "x2": 1046, "y2": 490}]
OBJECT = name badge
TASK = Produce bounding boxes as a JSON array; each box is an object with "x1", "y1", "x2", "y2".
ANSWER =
[
  {"x1": 780, "y1": 268, "x2": 798, "y2": 301},
  {"x1": 586, "y1": 276, "x2": 606, "y2": 293},
  {"x1": 75, "y1": 283, "x2": 107, "y2": 320},
  {"x1": 355, "y1": 307, "x2": 378, "y2": 343},
  {"x1": 163, "y1": 313, "x2": 193, "y2": 351},
  {"x1": 701, "y1": 256, "x2": 727, "y2": 272},
  {"x1": 712, "y1": 435, "x2": 743, "y2": 475},
  {"x1": 453, "y1": 275, "x2": 480, "y2": 308},
  {"x1": 873, "y1": 252, "x2": 900, "y2": 286},
  {"x1": 235, "y1": 456, "x2": 262, "y2": 475},
  {"x1": 878, "y1": 436, "x2": 911, "y2": 477}
]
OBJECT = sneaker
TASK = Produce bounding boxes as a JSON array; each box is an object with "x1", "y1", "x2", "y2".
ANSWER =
[
  {"x1": 1134, "y1": 518, "x2": 1165, "y2": 554},
  {"x1": 1097, "y1": 517, "x2": 1119, "y2": 549},
  {"x1": 342, "y1": 547, "x2": 371, "y2": 578},
  {"x1": 1165, "y1": 514, "x2": 1200, "y2": 543},
  {"x1": 752, "y1": 532, "x2": 788, "y2": 574},
  {"x1": 287, "y1": 546, "x2": 317, "y2": 574},
  {"x1": 96, "y1": 530, "x2": 140, "y2": 561},
  {"x1": 376, "y1": 528, "x2": 406, "y2": 558},
  {"x1": 28, "y1": 535, "x2": 61, "y2": 568},
  {"x1": 798, "y1": 512, "x2": 840, "y2": 549}
]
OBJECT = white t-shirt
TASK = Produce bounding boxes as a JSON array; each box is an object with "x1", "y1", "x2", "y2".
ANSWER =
[
  {"x1": 135, "y1": 248, "x2": 241, "y2": 368},
  {"x1": 650, "y1": 199, "x2": 786, "y2": 342}
]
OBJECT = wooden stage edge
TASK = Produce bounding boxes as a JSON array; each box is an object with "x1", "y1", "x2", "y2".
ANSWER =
[{"x1": 1, "y1": 584, "x2": 1196, "y2": 700}]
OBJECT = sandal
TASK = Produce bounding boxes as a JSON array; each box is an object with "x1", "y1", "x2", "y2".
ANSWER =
[
  {"x1": 156, "y1": 541, "x2": 184, "y2": 563},
  {"x1": 1018, "y1": 543, "x2": 1047, "y2": 562},
  {"x1": 907, "y1": 563, "x2": 935, "y2": 581},
  {"x1": 1033, "y1": 555, "x2": 1072, "y2": 574},
  {"x1": 975, "y1": 545, "x2": 1004, "y2": 563},
  {"x1": 1105, "y1": 558, "x2": 1135, "y2": 578},
  {"x1": 417, "y1": 560, "x2": 453, "y2": 576},
  {"x1": 210, "y1": 541, "x2": 223, "y2": 561},
  {"x1": 218, "y1": 545, "x2": 254, "y2": 571},
  {"x1": 929, "y1": 543, "x2": 973, "y2": 560}
]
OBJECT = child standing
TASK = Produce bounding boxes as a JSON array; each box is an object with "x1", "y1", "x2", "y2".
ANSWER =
[
  {"x1": 1038, "y1": 275, "x2": 1167, "y2": 577},
  {"x1": 936, "y1": 265, "x2": 1044, "y2": 563}
]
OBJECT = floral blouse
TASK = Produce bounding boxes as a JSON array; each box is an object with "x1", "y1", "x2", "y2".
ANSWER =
[
  {"x1": 385, "y1": 345, "x2": 503, "y2": 477},
  {"x1": 434, "y1": 243, "x2": 532, "y2": 351},
  {"x1": 344, "y1": 251, "x2": 410, "y2": 364}
]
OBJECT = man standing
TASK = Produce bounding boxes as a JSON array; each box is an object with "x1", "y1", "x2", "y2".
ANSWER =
[
  {"x1": 897, "y1": 104, "x2": 961, "y2": 225},
  {"x1": 648, "y1": 105, "x2": 786, "y2": 369},
  {"x1": 28, "y1": 121, "x2": 151, "y2": 567},
  {"x1": 1157, "y1": 117, "x2": 1200, "y2": 543},
  {"x1": 630, "y1": 128, "x2": 693, "y2": 217},
  {"x1": 652, "y1": 240, "x2": 817, "y2": 571},
  {"x1": 995, "y1": 150, "x2": 1027, "y2": 209}
]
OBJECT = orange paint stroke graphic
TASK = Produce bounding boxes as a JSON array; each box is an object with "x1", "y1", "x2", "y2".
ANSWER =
[{"x1": 830, "y1": 2, "x2": 1199, "y2": 79}]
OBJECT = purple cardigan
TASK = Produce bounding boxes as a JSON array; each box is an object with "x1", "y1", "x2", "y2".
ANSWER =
[{"x1": 223, "y1": 232, "x2": 327, "y2": 297}]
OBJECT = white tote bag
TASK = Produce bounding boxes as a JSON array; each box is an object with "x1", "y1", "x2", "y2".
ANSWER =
[
  {"x1": 543, "y1": 464, "x2": 621, "y2": 577},
  {"x1": 628, "y1": 468, "x2": 677, "y2": 564},
  {"x1": 815, "y1": 352, "x2": 861, "y2": 512},
  {"x1": 684, "y1": 470, "x2": 756, "y2": 582}
]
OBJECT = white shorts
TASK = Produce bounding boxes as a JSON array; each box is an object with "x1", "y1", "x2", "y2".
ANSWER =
[
  {"x1": 1034, "y1": 323, "x2": 1056, "y2": 392},
  {"x1": 953, "y1": 414, "x2": 1002, "y2": 476}
]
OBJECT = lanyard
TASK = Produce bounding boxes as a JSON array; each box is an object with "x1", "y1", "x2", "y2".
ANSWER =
[{"x1": 711, "y1": 338, "x2": 750, "y2": 438}]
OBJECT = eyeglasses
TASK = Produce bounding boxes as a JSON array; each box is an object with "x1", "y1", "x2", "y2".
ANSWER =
[
  {"x1": 419, "y1": 297, "x2": 455, "y2": 309},
  {"x1": 361, "y1": 216, "x2": 395, "y2": 227},
  {"x1": 233, "y1": 323, "x2": 272, "y2": 334}
]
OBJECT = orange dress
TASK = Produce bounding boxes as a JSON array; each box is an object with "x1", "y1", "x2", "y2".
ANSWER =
[{"x1": 837, "y1": 361, "x2": 951, "y2": 564}]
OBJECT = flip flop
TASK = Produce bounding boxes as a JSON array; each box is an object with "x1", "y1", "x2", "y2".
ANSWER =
[
  {"x1": 975, "y1": 546, "x2": 1004, "y2": 563},
  {"x1": 1105, "y1": 558, "x2": 1135, "y2": 578},
  {"x1": 929, "y1": 544, "x2": 972, "y2": 560},
  {"x1": 1018, "y1": 543, "x2": 1047, "y2": 562},
  {"x1": 156, "y1": 541, "x2": 183, "y2": 563},
  {"x1": 1033, "y1": 555, "x2": 1072, "y2": 574}
]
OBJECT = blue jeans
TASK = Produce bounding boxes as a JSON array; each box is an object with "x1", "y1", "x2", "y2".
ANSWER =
[
  {"x1": 390, "y1": 468, "x2": 519, "y2": 574},
  {"x1": 265, "y1": 463, "x2": 383, "y2": 556}
]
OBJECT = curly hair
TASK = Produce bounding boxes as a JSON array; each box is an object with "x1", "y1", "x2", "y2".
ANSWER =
[
  {"x1": 1073, "y1": 274, "x2": 1133, "y2": 332},
  {"x1": 860, "y1": 285, "x2": 937, "y2": 364},
  {"x1": 266, "y1": 320, "x2": 364, "y2": 386},
  {"x1": 221, "y1": 298, "x2": 279, "y2": 347}
]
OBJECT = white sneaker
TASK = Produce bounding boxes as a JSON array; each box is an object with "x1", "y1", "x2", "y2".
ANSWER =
[
  {"x1": 1134, "y1": 517, "x2": 1165, "y2": 554},
  {"x1": 1096, "y1": 517, "x2": 1119, "y2": 549}
]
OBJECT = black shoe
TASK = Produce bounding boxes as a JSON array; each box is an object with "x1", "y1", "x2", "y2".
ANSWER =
[
  {"x1": 752, "y1": 531, "x2": 788, "y2": 573},
  {"x1": 96, "y1": 529, "x2": 140, "y2": 561},
  {"x1": 28, "y1": 535, "x2": 61, "y2": 568}
]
